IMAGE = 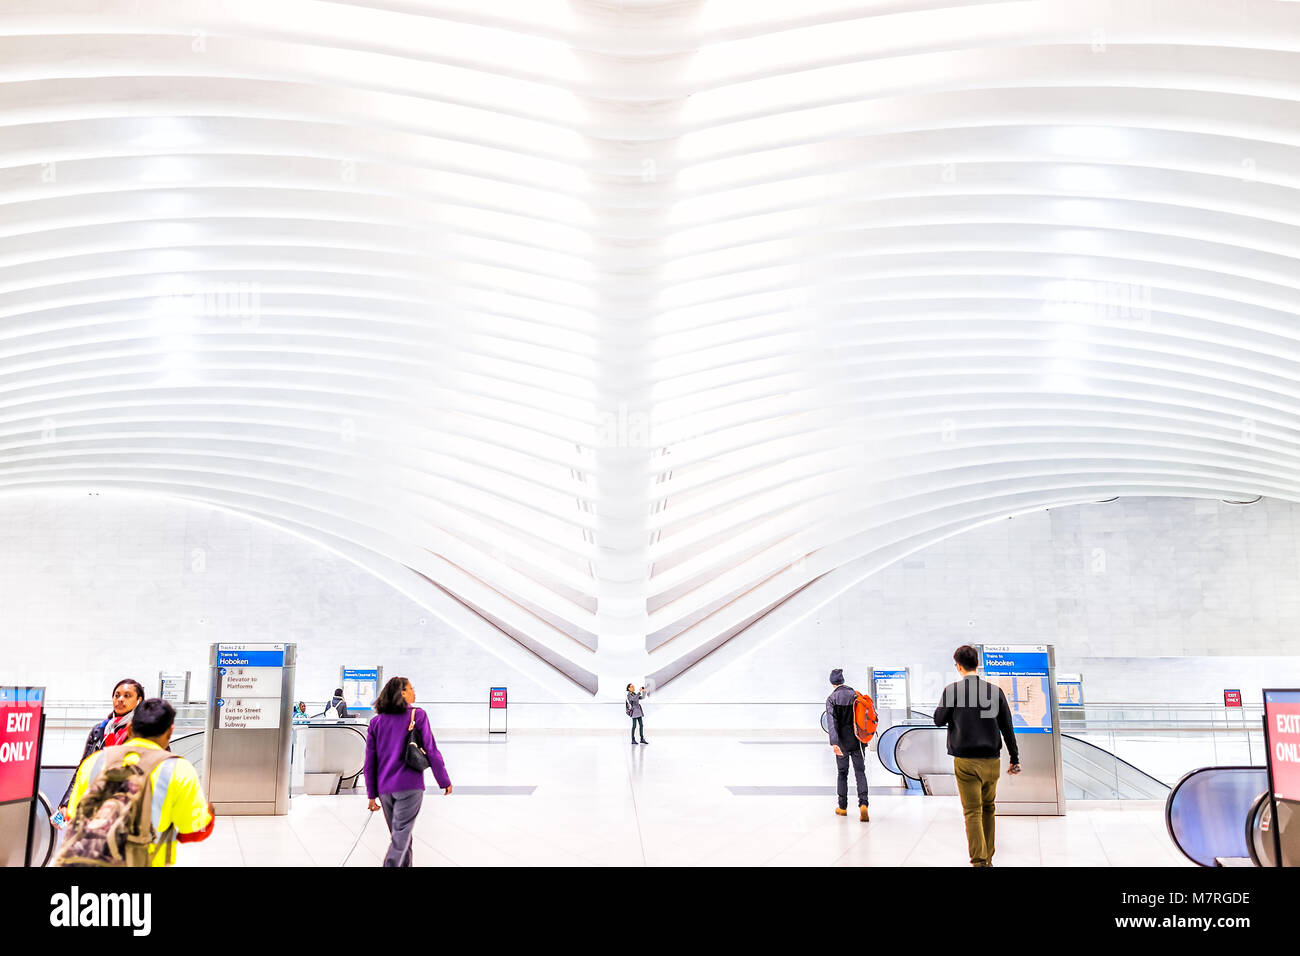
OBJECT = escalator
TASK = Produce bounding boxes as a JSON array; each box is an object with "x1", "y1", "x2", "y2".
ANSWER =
[
  {"x1": 27, "y1": 791, "x2": 57, "y2": 867},
  {"x1": 878, "y1": 723, "x2": 1170, "y2": 800},
  {"x1": 168, "y1": 724, "x2": 367, "y2": 793},
  {"x1": 879, "y1": 724, "x2": 1294, "y2": 866},
  {"x1": 1165, "y1": 766, "x2": 1299, "y2": 867},
  {"x1": 1060, "y1": 735, "x2": 1171, "y2": 800},
  {"x1": 874, "y1": 724, "x2": 924, "y2": 791},
  {"x1": 169, "y1": 730, "x2": 206, "y2": 775}
]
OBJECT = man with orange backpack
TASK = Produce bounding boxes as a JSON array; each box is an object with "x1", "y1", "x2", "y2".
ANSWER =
[{"x1": 825, "y1": 668, "x2": 874, "y2": 822}]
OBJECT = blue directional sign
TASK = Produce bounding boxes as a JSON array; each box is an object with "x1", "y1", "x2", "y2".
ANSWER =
[
  {"x1": 982, "y1": 645, "x2": 1053, "y2": 734},
  {"x1": 216, "y1": 646, "x2": 285, "y2": 667}
]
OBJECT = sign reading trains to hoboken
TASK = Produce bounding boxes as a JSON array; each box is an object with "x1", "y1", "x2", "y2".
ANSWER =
[
  {"x1": 215, "y1": 643, "x2": 286, "y2": 668},
  {"x1": 982, "y1": 645, "x2": 1052, "y2": 733},
  {"x1": 1263, "y1": 689, "x2": 1300, "y2": 803}
]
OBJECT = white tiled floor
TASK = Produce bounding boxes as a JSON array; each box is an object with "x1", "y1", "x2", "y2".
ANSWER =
[{"x1": 176, "y1": 732, "x2": 1192, "y2": 867}]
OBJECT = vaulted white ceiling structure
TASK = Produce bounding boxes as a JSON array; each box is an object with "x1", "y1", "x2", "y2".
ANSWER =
[{"x1": 3, "y1": 0, "x2": 1299, "y2": 697}]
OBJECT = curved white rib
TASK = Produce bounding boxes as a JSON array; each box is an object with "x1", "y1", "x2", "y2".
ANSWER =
[{"x1": 1, "y1": 0, "x2": 1297, "y2": 696}]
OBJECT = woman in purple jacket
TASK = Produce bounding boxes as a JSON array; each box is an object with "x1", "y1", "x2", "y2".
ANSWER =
[{"x1": 364, "y1": 676, "x2": 452, "y2": 867}]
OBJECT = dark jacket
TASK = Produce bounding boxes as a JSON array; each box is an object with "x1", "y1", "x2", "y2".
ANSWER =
[
  {"x1": 58, "y1": 714, "x2": 123, "y2": 808},
  {"x1": 932, "y1": 675, "x2": 1021, "y2": 763},
  {"x1": 825, "y1": 684, "x2": 861, "y2": 752},
  {"x1": 327, "y1": 696, "x2": 349, "y2": 718}
]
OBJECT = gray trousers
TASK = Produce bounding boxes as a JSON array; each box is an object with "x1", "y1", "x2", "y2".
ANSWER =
[
  {"x1": 379, "y1": 788, "x2": 424, "y2": 867},
  {"x1": 835, "y1": 744, "x2": 869, "y2": 808}
]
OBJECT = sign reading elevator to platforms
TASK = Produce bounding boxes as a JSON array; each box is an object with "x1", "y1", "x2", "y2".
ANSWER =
[
  {"x1": 982, "y1": 645, "x2": 1053, "y2": 733},
  {"x1": 218, "y1": 667, "x2": 281, "y2": 697},
  {"x1": 215, "y1": 644, "x2": 285, "y2": 730},
  {"x1": 1263, "y1": 689, "x2": 1300, "y2": 803},
  {"x1": 0, "y1": 687, "x2": 43, "y2": 804}
]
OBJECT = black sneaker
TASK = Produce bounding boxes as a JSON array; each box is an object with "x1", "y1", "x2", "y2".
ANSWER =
[{"x1": 640, "y1": 739, "x2": 649, "y2": 744}]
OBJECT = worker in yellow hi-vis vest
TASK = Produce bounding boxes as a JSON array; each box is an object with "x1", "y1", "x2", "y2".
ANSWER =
[{"x1": 59, "y1": 697, "x2": 214, "y2": 867}]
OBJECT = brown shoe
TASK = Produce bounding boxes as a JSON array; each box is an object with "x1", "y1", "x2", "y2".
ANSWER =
[
  {"x1": 835, "y1": 807, "x2": 847, "y2": 816},
  {"x1": 859, "y1": 805, "x2": 870, "y2": 822}
]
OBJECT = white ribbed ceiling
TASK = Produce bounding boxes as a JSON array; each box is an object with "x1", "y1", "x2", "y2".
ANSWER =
[{"x1": 3, "y1": 0, "x2": 1299, "y2": 696}]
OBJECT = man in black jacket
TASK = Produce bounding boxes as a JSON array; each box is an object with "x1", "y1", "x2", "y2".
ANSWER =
[
  {"x1": 933, "y1": 645, "x2": 1022, "y2": 866},
  {"x1": 825, "y1": 669, "x2": 869, "y2": 822}
]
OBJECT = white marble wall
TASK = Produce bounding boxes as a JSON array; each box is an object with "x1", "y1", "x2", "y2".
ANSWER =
[
  {"x1": 3, "y1": 493, "x2": 1298, "y2": 728},
  {"x1": 679, "y1": 497, "x2": 1300, "y2": 712},
  {"x1": 0, "y1": 493, "x2": 561, "y2": 718}
]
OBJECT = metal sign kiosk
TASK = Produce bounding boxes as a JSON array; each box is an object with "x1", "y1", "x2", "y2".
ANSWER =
[
  {"x1": 872, "y1": 667, "x2": 910, "y2": 734},
  {"x1": 489, "y1": 687, "x2": 507, "y2": 734},
  {"x1": 0, "y1": 687, "x2": 45, "y2": 867},
  {"x1": 978, "y1": 644, "x2": 1067, "y2": 816},
  {"x1": 204, "y1": 643, "x2": 296, "y2": 815}
]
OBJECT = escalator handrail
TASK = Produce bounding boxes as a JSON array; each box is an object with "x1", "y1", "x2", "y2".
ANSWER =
[
  {"x1": 1058, "y1": 733, "x2": 1171, "y2": 790},
  {"x1": 882, "y1": 721, "x2": 1172, "y2": 795},
  {"x1": 1245, "y1": 791, "x2": 1270, "y2": 867},
  {"x1": 167, "y1": 725, "x2": 369, "y2": 780},
  {"x1": 1163, "y1": 764, "x2": 1266, "y2": 867},
  {"x1": 1058, "y1": 735, "x2": 1169, "y2": 795},
  {"x1": 876, "y1": 723, "x2": 926, "y2": 777},
  {"x1": 316, "y1": 724, "x2": 369, "y2": 781},
  {"x1": 292, "y1": 724, "x2": 368, "y2": 780},
  {"x1": 890, "y1": 725, "x2": 946, "y2": 783},
  {"x1": 876, "y1": 711, "x2": 940, "y2": 777},
  {"x1": 32, "y1": 791, "x2": 56, "y2": 867}
]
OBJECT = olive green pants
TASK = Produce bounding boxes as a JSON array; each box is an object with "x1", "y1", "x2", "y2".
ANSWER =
[{"x1": 953, "y1": 756, "x2": 1001, "y2": 866}]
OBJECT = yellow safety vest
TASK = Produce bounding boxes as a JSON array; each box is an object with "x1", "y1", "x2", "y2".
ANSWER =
[{"x1": 67, "y1": 737, "x2": 213, "y2": 867}]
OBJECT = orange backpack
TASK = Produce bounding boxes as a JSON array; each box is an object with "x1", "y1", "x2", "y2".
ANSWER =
[{"x1": 852, "y1": 691, "x2": 879, "y2": 745}]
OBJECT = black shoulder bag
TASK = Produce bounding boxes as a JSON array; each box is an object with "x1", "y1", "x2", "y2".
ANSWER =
[{"x1": 403, "y1": 708, "x2": 432, "y2": 772}]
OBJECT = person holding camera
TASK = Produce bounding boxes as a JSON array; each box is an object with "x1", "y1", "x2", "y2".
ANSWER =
[{"x1": 626, "y1": 683, "x2": 648, "y2": 745}]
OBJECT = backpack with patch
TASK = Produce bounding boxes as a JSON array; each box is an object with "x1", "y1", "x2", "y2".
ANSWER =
[
  {"x1": 852, "y1": 691, "x2": 879, "y2": 745},
  {"x1": 52, "y1": 745, "x2": 179, "y2": 867}
]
